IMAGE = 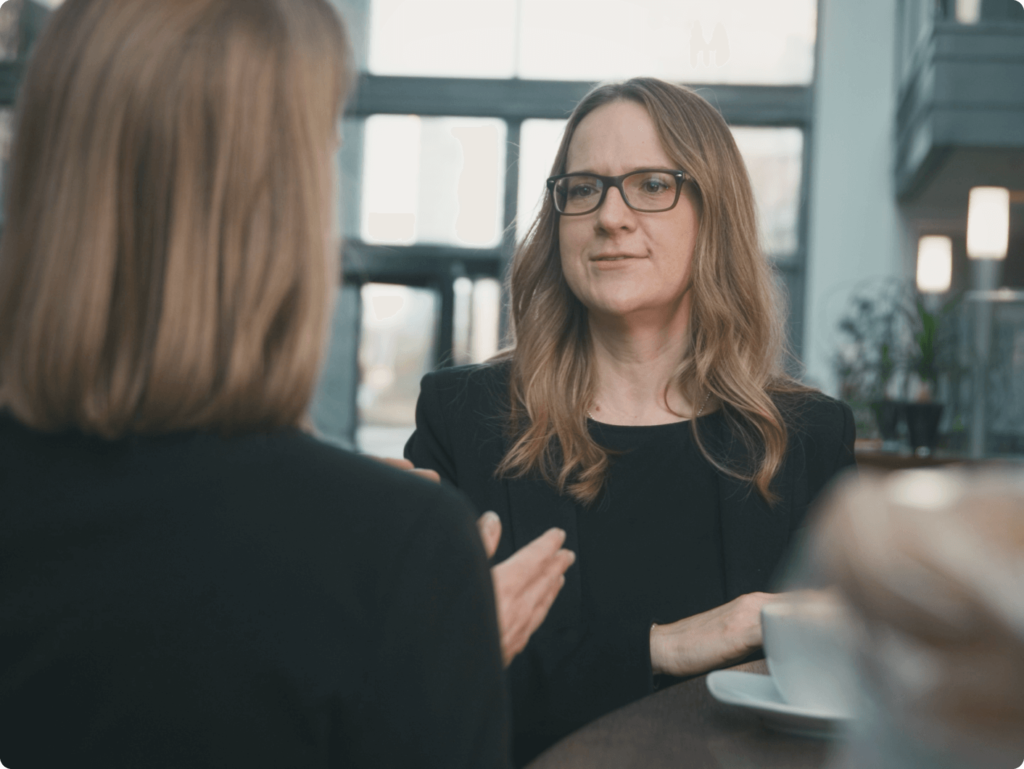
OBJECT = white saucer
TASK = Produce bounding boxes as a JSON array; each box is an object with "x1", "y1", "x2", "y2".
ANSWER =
[{"x1": 706, "y1": 670, "x2": 853, "y2": 739}]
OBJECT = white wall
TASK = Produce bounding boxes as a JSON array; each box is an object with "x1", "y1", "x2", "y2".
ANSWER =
[{"x1": 802, "y1": 0, "x2": 911, "y2": 394}]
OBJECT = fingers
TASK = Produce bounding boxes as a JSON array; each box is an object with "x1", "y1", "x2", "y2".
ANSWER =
[
  {"x1": 371, "y1": 456, "x2": 414, "y2": 470},
  {"x1": 476, "y1": 512, "x2": 502, "y2": 559},
  {"x1": 410, "y1": 468, "x2": 441, "y2": 484},
  {"x1": 505, "y1": 527, "x2": 567, "y2": 574},
  {"x1": 493, "y1": 536, "x2": 576, "y2": 665},
  {"x1": 488, "y1": 531, "x2": 575, "y2": 666},
  {"x1": 370, "y1": 456, "x2": 441, "y2": 484}
]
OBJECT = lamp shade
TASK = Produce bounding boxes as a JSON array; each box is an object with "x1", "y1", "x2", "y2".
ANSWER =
[
  {"x1": 956, "y1": 0, "x2": 982, "y2": 23},
  {"x1": 916, "y1": 236, "x2": 953, "y2": 293},
  {"x1": 966, "y1": 187, "x2": 1010, "y2": 260}
]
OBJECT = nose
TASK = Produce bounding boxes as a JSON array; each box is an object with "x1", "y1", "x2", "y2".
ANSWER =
[{"x1": 595, "y1": 184, "x2": 636, "y2": 232}]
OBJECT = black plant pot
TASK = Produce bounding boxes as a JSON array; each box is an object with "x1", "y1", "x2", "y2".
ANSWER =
[
  {"x1": 904, "y1": 403, "x2": 944, "y2": 455},
  {"x1": 871, "y1": 400, "x2": 903, "y2": 442}
]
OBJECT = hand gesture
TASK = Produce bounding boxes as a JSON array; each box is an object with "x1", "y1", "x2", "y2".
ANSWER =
[
  {"x1": 370, "y1": 456, "x2": 441, "y2": 484},
  {"x1": 476, "y1": 512, "x2": 576, "y2": 667}
]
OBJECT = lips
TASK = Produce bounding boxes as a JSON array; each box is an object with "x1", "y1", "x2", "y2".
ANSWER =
[{"x1": 590, "y1": 254, "x2": 642, "y2": 262}]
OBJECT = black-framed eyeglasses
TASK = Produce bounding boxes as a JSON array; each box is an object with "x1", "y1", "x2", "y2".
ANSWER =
[{"x1": 546, "y1": 169, "x2": 689, "y2": 215}]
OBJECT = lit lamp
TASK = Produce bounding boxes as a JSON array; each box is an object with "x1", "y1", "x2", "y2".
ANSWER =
[
  {"x1": 966, "y1": 186, "x2": 1010, "y2": 284},
  {"x1": 965, "y1": 186, "x2": 1010, "y2": 458},
  {"x1": 916, "y1": 235, "x2": 953, "y2": 294}
]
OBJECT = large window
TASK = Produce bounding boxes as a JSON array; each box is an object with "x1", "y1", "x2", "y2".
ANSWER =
[{"x1": 369, "y1": 0, "x2": 818, "y2": 85}]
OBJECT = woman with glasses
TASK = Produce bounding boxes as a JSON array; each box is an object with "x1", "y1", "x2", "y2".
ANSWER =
[
  {"x1": 406, "y1": 78, "x2": 855, "y2": 766},
  {"x1": 0, "y1": 1, "x2": 514, "y2": 766}
]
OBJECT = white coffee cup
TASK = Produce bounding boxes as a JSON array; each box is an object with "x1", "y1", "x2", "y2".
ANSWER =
[{"x1": 761, "y1": 593, "x2": 860, "y2": 718}]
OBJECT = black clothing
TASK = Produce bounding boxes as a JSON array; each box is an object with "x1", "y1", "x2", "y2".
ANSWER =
[
  {"x1": 0, "y1": 416, "x2": 510, "y2": 769},
  {"x1": 405, "y1": 362, "x2": 856, "y2": 766},
  {"x1": 578, "y1": 419, "x2": 726, "y2": 638}
]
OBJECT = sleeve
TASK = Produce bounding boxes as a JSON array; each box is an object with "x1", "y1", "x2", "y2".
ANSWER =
[
  {"x1": 791, "y1": 398, "x2": 857, "y2": 533},
  {"x1": 810, "y1": 399, "x2": 857, "y2": 496},
  {"x1": 344, "y1": 485, "x2": 511, "y2": 769},
  {"x1": 405, "y1": 371, "x2": 458, "y2": 486}
]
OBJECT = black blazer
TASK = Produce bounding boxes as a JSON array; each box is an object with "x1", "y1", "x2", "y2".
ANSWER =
[
  {"x1": 405, "y1": 362, "x2": 856, "y2": 765},
  {"x1": 0, "y1": 416, "x2": 510, "y2": 769}
]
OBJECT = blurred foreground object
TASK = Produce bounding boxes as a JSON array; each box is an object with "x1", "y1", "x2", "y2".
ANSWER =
[{"x1": 808, "y1": 470, "x2": 1024, "y2": 769}]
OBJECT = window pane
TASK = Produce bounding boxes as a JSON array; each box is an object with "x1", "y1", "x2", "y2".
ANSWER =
[
  {"x1": 362, "y1": 115, "x2": 506, "y2": 248},
  {"x1": 369, "y1": 0, "x2": 517, "y2": 78},
  {"x1": 517, "y1": 119, "x2": 567, "y2": 243},
  {"x1": 0, "y1": 0, "x2": 20, "y2": 61},
  {"x1": 356, "y1": 284, "x2": 438, "y2": 456},
  {"x1": 518, "y1": 0, "x2": 817, "y2": 85},
  {"x1": 0, "y1": 107, "x2": 13, "y2": 226},
  {"x1": 731, "y1": 127, "x2": 804, "y2": 258}
]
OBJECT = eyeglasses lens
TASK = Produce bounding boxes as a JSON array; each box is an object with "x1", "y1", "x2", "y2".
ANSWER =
[
  {"x1": 554, "y1": 175, "x2": 603, "y2": 214},
  {"x1": 623, "y1": 171, "x2": 678, "y2": 212}
]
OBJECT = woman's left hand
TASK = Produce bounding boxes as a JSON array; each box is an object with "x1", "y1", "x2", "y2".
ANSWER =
[{"x1": 649, "y1": 592, "x2": 781, "y2": 677}]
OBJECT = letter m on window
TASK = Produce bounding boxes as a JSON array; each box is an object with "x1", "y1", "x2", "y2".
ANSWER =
[{"x1": 690, "y1": 21, "x2": 730, "y2": 68}]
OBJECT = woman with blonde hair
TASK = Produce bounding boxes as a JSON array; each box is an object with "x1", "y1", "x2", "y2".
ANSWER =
[
  {"x1": 0, "y1": 0, "x2": 516, "y2": 766},
  {"x1": 406, "y1": 77, "x2": 856, "y2": 764}
]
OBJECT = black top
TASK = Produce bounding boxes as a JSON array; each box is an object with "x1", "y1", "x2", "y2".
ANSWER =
[
  {"x1": 579, "y1": 419, "x2": 725, "y2": 633},
  {"x1": 0, "y1": 415, "x2": 511, "y2": 769},
  {"x1": 405, "y1": 362, "x2": 857, "y2": 767}
]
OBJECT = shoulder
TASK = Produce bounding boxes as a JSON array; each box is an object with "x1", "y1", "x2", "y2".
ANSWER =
[
  {"x1": 215, "y1": 430, "x2": 477, "y2": 544},
  {"x1": 418, "y1": 361, "x2": 511, "y2": 425},
  {"x1": 772, "y1": 390, "x2": 854, "y2": 446},
  {"x1": 421, "y1": 361, "x2": 510, "y2": 405},
  {"x1": 770, "y1": 389, "x2": 857, "y2": 485}
]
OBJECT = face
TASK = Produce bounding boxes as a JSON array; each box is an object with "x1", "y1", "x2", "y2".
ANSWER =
[{"x1": 558, "y1": 100, "x2": 699, "y2": 327}]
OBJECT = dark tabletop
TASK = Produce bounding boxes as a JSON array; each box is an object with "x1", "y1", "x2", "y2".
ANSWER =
[{"x1": 525, "y1": 660, "x2": 838, "y2": 769}]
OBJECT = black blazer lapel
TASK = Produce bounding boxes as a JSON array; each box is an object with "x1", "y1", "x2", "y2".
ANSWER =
[
  {"x1": 708, "y1": 411, "x2": 799, "y2": 600},
  {"x1": 717, "y1": 472, "x2": 792, "y2": 599},
  {"x1": 505, "y1": 477, "x2": 583, "y2": 630}
]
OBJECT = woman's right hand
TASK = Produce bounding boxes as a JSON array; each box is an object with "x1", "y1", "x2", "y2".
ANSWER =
[
  {"x1": 649, "y1": 592, "x2": 778, "y2": 677},
  {"x1": 477, "y1": 512, "x2": 576, "y2": 667}
]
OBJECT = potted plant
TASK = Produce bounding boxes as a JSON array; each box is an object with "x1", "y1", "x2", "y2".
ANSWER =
[
  {"x1": 833, "y1": 284, "x2": 906, "y2": 445},
  {"x1": 903, "y1": 293, "x2": 960, "y2": 454}
]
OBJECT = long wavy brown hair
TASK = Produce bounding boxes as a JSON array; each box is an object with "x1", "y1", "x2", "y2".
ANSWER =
[
  {"x1": 496, "y1": 78, "x2": 813, "y2": 506},
  {"x1": 0, "y1": 0, "x2": 351, "y2": 438}
]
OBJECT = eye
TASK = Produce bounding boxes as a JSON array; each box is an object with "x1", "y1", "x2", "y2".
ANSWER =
[
  {"x1": 641, "y1": 177, "x2": 670, "y2": 194},
  {"x1": 568, "y1": 183, "x2": 597, "y2": 199}
]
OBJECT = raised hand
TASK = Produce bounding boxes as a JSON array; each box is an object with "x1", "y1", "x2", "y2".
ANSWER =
[{"x1": 476, "y1": 512, "x2": 576, "y2": 667}]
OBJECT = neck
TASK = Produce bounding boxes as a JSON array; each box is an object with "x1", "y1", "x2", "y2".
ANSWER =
[{"x1": 587, "y1": 308, "x2": 696, "y2": 426}]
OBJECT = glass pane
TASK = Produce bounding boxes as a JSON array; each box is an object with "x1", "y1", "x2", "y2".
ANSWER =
[
  {"x1": 369, "y1": 0, "x2": 517, "y2": 78},
  {"x1": 731, "y1": 126, "x2": 803, "y2": 258},
  {"x1": 452, "y1": 277, "x2": 502, "y2": 364},
  {"x1": 518, "y1": 0, "x2": 817, "y2": 85},
  {"x1": 517, "y1": 119, "x2": 567, "y2": 243},
  {"x1": 356, "y1": 283, "x2": 437, "y2": 457},
  {"x1": 310, "y1": 284, "x2": 360, "y2": 450},
  {"x1": 0, "y1": 0, "x2": 20, "y2": 61},
  {"x1": 362, "y1": 115, "x2": 506, "y2": 248},
  {"x1": 0, "y1": 106, "x2": 13, "y2": 225}
]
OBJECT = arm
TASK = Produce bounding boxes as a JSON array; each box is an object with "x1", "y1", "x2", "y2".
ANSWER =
[
  {"x1": 404, "y1": 370, "x2": 459, "y2": 485},
  {"x1": 346, "y1": 487, "x2": 511, "y2": 769},
  {"x1": 652, "y1": 399, "x2": 857, "y2": 679},
  {"x1": 406, "y1": 370, "x2": 574, "y2": 669}
]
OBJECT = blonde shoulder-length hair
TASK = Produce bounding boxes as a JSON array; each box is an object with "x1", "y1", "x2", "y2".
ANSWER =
[
  {"x1": 0, "y1": 0, "x2": 350, "y2": 438},
  {"x1": 497, "y1": 77, "x2": 813, "y2": 506}
]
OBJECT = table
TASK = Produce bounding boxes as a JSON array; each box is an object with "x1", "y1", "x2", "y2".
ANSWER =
[{"x1": 525, "y1": 660, "x2": 836, "y2": 769}]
